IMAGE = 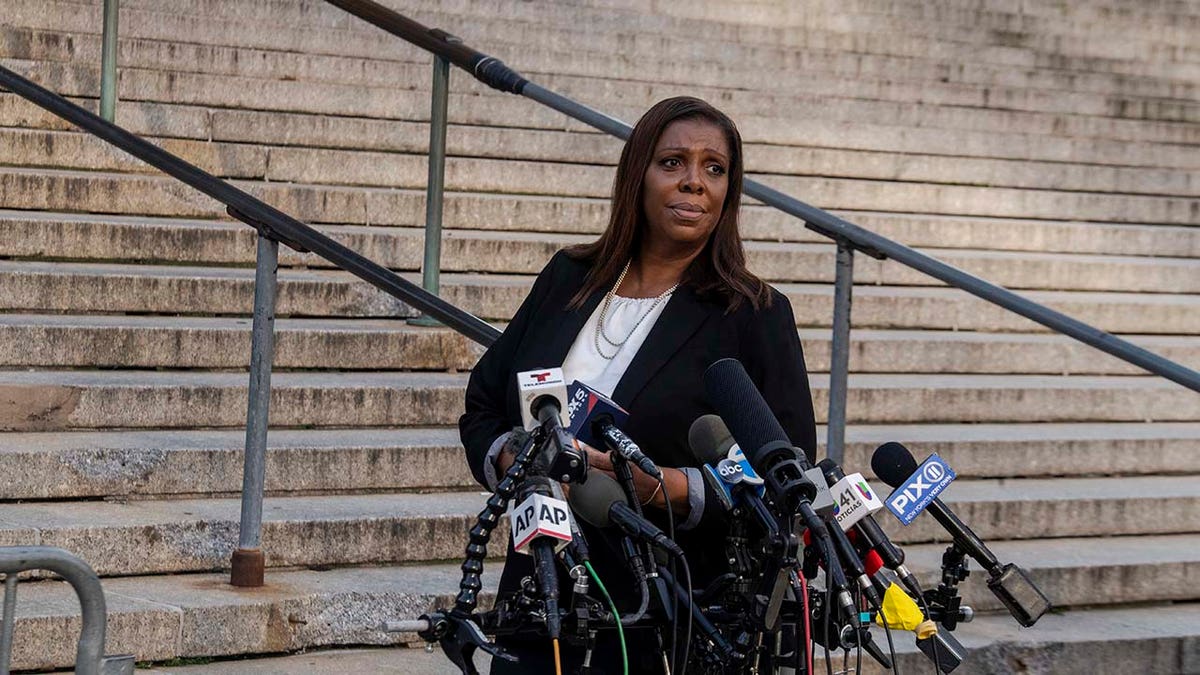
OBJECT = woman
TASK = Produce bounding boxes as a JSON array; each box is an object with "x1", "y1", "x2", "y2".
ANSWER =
[{"x1": 460, "y1": 96, "x2": 817, "y2": 674}]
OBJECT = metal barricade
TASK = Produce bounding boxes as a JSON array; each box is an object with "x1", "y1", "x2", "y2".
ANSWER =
[{"x1": 0, "y1": 547, "x2": 134, "y2": 675}]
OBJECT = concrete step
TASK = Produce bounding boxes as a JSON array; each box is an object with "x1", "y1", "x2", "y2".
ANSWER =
[
  {"x1": 880, "y1": 475, "x2": 1200, "y2": 544},
  {"x1": 0, "y1": 370, "x2": 469, "y2": 431},
  {"x1": 48, "y1": 0, "x2": 1200, "y2": 58},
  {"x1": 3, "y1": 565, "x2": 476, "y2": 671},
  {"x1": 0, "y1": 127, "x2": 270, "y2": 179},
  {"x1": 0, "y1": 369, "x2": 1197, "y2": 432},
  {"x1": 6, "y1": 215, "x2": 1200, "y2": 293},
  {"x1": 0, "y1": 428, "x2": 476, "y2": 501},
  {"x1": 904, "y1": 534, "x2": 1200, "y2": 614},
  {"x1": 0, "y1": 314, "x2": 484, "y2": 370},
  {"x1": 3, "y1": 167, "x2": 1196, "y2": 238},
  {"x1": 6, "y1": 89, "x2": 1195, "y2": 175},
  {"x1": 0, "y1": 492, "x2": 506, "y2": 577},
  {"x1": 838, "y1": 422, "x2": 1200, "y2": 481},
  {"x1": 7, "y1": 53, "x2": 1200, "y2": 156},
  {"x1": 4, "y1": 535, "x2": 1195, "y2": 667},
  {"x1": 7, "y1": 124, "x2": 1199, "y2": 198},
  {"x1": 35, "y1": 0, "x2": 1200, "y2": 59},
  {"x1": 10, "y1": 16, "x2": 1197, "y2": 107},
  {"x1": 2, "y1": 422, "x2": 1198, "y2": 501},
  {"x1": 6, "y1": 209, "x2": 1199, "y2": 264},
  {"x1": 0, "y1": 479, "x2": 1194, "y2": 576},
  {"x1": 200, "y1": 104, "x2": 1200, "y2": 172},
  {"x1": 3, "y1": 261, "x2": 1199, "y2": 335},
  {"x1": 0, "y1": 313, "x2": 1196, "y2": 375},
  {"x1": 21, "y1": 0, "x2": 1200, "y2": 90},
  {"x1": 6, "y1": 19, "x2": 1199, "y2": 130},
  {"x1": 135, "y1": 592, "x2": 1200, "y2": 675}
]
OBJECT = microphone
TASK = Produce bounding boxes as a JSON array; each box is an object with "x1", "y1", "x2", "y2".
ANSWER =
[
  {"x1": 515, "y1": 368, "x2": 586, "y2": 484},
  {"x1": 702, "y1": 359, "x2": 833, "y2": 515},
  {"x1": 566, "y1": 381, "x2": 662, "y2": 479},
  {"x1": 872, "y1": 442, "x2": 1051, "y2": 628},
  {"x1": 511, "y1": 475, "x2": 571, "y2": 640},
  {"x1": 509, "y1": 478, "x2": 573, "y2": 556},
  {"x1": 567, "y1": 472, "x2": 684, "y2": 558},
  {"x1": 517, "y1": 368, "x2": 568, "y2": 431},
  {"x1": 818, "y1": 458, "x2": 926, "y2": 602},
  {"x1": 690, "y1": 414, "x2": 857, "y2": 627},
  {"x1": 688, "y1": 414, "x2": 767, "y2": 513}
]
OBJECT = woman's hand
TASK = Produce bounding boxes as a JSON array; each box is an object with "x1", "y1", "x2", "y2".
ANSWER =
[{"x1": 584, "y1": 446, "x2": 690, "y2": 517}]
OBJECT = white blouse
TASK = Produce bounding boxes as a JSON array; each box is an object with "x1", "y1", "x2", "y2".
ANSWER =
[{"x1": 561, "y1": 292, "x2": 673, "y2": 396}]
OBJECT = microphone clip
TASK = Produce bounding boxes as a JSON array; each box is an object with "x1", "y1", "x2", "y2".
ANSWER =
[{"x1": 923, "y1": 542, "x2": 975, "y2": 631}]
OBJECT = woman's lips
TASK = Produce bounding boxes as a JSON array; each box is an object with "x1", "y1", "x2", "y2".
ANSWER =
[{"x1": 668, "y1": 205, "x2": 706, "y2": 221}]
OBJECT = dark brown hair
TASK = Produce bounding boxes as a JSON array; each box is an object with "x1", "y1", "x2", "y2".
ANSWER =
[{"x1": 566, "y1": 96, "x2": 770, "y2": 312}]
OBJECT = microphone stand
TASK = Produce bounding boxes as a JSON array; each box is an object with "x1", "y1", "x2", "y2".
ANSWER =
[
  {"x1": 410, "y1": 429, "x2": 543, "y2": 674},
  {"x1": 609, "y1": 452, "x2": 670, "y2": 657}
]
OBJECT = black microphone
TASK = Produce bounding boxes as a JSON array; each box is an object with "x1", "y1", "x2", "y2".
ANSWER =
[
  {"x1": 702, "y1": 359, "x2": 816, "y2": 510},
  {"x1": 872, "y1": 442, "x2": 1051, "y2": 628},
  {"x1": 688, "y1": 412, "x2": 857, "y2": 627},
  {"x1": 568, "y1": 472, "x2": 684, "y2": 558},
  {"x1": 818, "y1": 458, "x2": 925, "y2": 602},
  {"x1": 825, "y1": 520, "x2": 883, "y2": 612}
]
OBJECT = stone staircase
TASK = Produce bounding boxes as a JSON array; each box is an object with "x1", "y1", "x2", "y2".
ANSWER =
[{"x1": 1, "y1": 0, "x2": 1198, "y2": 672}]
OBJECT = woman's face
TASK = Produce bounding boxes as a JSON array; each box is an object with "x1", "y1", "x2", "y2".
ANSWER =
[{"x1": 640, "y1": 117, "x2": 731, "y2": 255}]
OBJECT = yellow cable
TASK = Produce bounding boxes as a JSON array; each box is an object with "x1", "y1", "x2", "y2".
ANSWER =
[{"x1": 553, "y1": 637, "x2": 563, "y2": 675}]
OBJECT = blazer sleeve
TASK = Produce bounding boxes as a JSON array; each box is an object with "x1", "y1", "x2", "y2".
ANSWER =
[
  {"x1": 459, "y1": 250, "x2": 565, "y2": 488},
  {"x1": 743, "y1": 290, "x2": 819, "y2": 463}
]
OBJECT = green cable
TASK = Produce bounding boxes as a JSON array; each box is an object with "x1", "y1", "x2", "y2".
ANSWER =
[{"x1": 584, "y1": 560, "x2": 628, "y2": 675}]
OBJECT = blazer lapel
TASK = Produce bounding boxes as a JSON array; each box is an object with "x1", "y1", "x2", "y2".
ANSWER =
[
  {"x1": 611, "y1": 285, "x2": 712, "y2": 407},
  {"x1": 543, "y1": 286, "x2": 606, "y2": 368}
]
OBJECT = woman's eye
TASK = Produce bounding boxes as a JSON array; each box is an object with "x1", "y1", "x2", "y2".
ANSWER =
[
  {"x1": 707, "y1": 164, "x2": 726, "y2": 176},
  {"x1": 661, "y1": 157, "x2": 681, "y2": 168}
]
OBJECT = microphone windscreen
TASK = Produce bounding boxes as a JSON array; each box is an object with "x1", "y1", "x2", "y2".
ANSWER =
[
  {"x1": 863, "y1": 549, "x2": 884, "y2": 576},
  {"x1": 703, "y1": 358, "x2": 790, "y2": 466},
  {"x1": 816, "y1": 457, "x2": 843, "y2": 484},
  {"x1": 567, "y1": 472, "x2": 626, "y2": 529},
  {"x1": 687, "y1": 414, "x2": 737, "y2": 465},
  {"x1": 871, "y1": 442, "x2": 920, "y2": 489}
]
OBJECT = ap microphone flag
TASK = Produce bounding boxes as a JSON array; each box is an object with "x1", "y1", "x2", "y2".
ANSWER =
[{"x1": 509, "y1": 493, "x2": 573, "y2": 555}]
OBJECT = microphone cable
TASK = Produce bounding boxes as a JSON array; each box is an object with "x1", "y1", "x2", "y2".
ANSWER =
[
  {"x1": 584, "y1": 560, "x2": 628, "y2": 675},
  {"x1": 853, "y1": 584, "x2": 862, "y2": 675},
  {"x1": 876, "y1": 603, "x2": 899, "y2": 674},
  {"x1": 823, "y1": 580, "x2": 833, "y2": 675},
  {"x1": 799, "y1": 572, "x2": 813, "y2": 675}
]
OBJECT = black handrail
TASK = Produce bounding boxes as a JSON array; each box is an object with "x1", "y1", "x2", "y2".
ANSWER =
[
  {"x1": 0, "y1": 65, "x2": 502, "y2": 347},
  {"x1": 324, "y1": 0, "x2": 1200, "y2": 394}
]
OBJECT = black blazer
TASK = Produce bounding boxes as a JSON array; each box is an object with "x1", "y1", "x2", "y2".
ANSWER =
[{"x1": 459, "y1": 250, "x2": 817, "y2": 600}]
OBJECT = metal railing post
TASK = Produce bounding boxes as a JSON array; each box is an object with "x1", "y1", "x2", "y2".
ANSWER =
[
  {"x1": 99, "y1": 0, "x2": 119, "y2": 122},
  {"x1": 409, "y1": 54, "x2": 451, "y2": 327},
  {"x1": 231, "y1": 234, "x2": 280, "y2": 588},
  {"x1": 0, "y1": 574, "x2": 16, "y2": 675},
  {"x1": 826, "y1": 240, "x2": 855, "y2": 465}
]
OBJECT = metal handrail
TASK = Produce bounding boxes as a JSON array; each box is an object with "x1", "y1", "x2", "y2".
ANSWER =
[
  {"x1": 0, "y1": 65, "x2": 499, "y2": 347},
  {"x1": 321, "y1": 0, "x2": 1200, "y2": 395},
  {"x1": 0, "y1": 63, "x2": 501, "y2": 587},
  {"x1": 0, "y1": 547, "x2": 134, "y2": 675},
  {"x1": 324, "y1": 0, "x2": 1199, "y2": 462}
]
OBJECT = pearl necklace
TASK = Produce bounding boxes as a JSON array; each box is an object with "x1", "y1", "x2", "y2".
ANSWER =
[{"x1": 594, "y1": 261, "x2": 678, "y2": 360}]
